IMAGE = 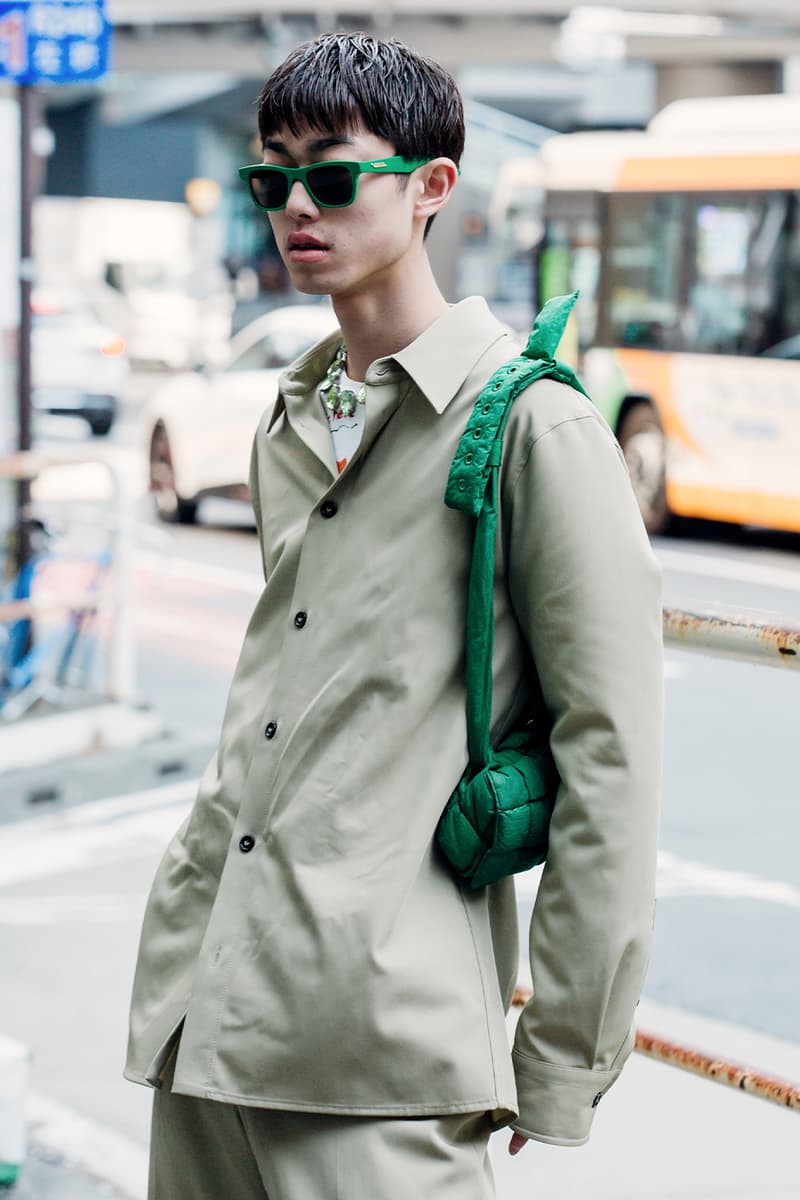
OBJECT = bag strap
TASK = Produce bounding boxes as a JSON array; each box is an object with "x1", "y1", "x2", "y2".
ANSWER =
[{"x1": 444, "y1": 292, "x2": 589, "y2": 768}]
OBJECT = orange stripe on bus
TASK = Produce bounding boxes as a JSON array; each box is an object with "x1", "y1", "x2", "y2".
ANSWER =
[
  {"x1": 616, "y1": 154, "x2": 800, "y2": 192},
  {"x1": 667, "y1": 483, "x2": 800, "y2": 533}
]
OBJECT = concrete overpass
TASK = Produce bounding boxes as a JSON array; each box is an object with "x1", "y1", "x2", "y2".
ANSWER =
[
  {"x1": 105, "y1": 2, "x2": 800, "y2": 72},
  {"x1": 95, "y1": 1, "x2": 800, "y2": 131}
]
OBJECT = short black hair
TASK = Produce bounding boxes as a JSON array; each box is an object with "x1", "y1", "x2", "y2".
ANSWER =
[{"x1": 257, "y1": 32, "x2": 464, "y2": 169}]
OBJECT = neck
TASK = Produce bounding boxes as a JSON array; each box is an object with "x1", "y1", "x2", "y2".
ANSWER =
[{"x1": 332, "y1": 252, "x2": 448, "y2": 382}]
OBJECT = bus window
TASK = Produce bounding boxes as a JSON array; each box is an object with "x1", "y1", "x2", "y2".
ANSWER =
[
  {"x1": 685, "y1": 194, "x2": 788, "y2": 356},
  {"x1": 606, "y1": 194, "x2": 684, "y2": 351},
  {"x1": 764, "y1": 191, "x2": 800, "y2": 355}
]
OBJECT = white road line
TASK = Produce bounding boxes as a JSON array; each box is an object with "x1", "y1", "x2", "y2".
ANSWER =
[
  {"x1": 28, "y1": 1089, "x2": 147, "y2": 1200},
  {"x1": 136, "y1": 549, "x2": 263, "y2": 595},
  {"x1": 657, "y1": 546, "x2": 800, "y2": 594},
  {"x1": 515, "y1": 853, "x2": 800, "y2": 909},
  {"x1": 656, "y1": 850, "x2": 800, "y2": 908}
]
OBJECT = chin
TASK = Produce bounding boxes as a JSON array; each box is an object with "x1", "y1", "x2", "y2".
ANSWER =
[{"x1": 291, "y1": 278, "x2": 333, "y2": 296}]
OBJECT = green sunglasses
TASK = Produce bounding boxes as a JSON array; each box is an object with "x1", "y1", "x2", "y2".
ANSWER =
[{"x1": 238, "y1": 156, "x2": 433, "y2": 211}]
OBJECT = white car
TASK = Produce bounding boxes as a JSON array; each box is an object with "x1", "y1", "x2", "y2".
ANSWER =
[
  {"x1": 32, "y1": 290, "x2": 130, "y2": 436},
  {"x1": 146, "y1": 304, "x2": 338, "y2": 523}
]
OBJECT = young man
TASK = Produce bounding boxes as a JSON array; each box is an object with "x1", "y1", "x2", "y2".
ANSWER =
[{"x1": 125, "y1": 32, "x2": 663, "y2": 1199}]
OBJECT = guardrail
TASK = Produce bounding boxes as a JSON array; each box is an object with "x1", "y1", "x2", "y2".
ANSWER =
[
  {"x1": 514, "y1": 601, "x2": 800, "y2": 1115},
  {"x1": 663, "y1": 607, "x2": 800, "y2": 670},
  {"x1": 511, "y1": 987, "x2": 800, "y2": 1112}
]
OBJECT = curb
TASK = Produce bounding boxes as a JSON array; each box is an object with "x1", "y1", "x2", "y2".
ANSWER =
[{"x1": 0, "y1": 703, "x2": 165, "y2": 775}]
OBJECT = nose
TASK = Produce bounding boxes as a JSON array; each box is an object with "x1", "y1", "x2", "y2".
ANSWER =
[{"x1": 285, "y1": 179, "x2": 318, "y2": 219}]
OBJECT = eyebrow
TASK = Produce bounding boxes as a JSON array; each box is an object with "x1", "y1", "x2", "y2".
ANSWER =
[{"x1": 263, "y1": 135, "x2": 355, "y2": 156}]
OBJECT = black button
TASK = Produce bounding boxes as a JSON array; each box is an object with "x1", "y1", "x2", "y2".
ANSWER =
[
  {"x1": 320, "y1": 500, "x2": 338, "y2": 519},
  {"x1": 239, "y1": 835, "x2": 255, "y2": 853},
  {"x1": 592, "y1": 1092, "x2": 603, "y2": 1108},
  {"x1": 264, "y1": 721, "x2": 277, "y2": 739},
  {"x1": 294, "y1": 611, "x2": 307, "y2": 628}
]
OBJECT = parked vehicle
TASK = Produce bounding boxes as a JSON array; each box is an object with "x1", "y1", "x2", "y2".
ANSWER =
[
  {"x1": 146, "y1": 304, "x2": 337, "y2": 523},
  {"x1": 32, "y1": 290, "x2": 129, "y2": 437},
  {"x1": 34, "y1": 196, "x2": 233, "y2": 372}
]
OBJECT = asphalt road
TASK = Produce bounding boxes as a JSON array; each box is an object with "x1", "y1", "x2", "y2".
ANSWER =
[{"x1": 2, "y1": 391, "x2": 799, "y2": 1191}]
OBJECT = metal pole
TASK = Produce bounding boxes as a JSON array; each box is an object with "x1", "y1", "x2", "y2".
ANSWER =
[
  {"x1": 662, "y1": 607, "x2": 800, "y2": 670},
  {"x1": 108, "y1": 461, "x2": 135, "y2": 705},
  {"x1": 511, "y1": 987, "x2": 800, "y2": 1113},
  {"x1": 15, "y1": 81, "x2": 35, "y2": 572}
]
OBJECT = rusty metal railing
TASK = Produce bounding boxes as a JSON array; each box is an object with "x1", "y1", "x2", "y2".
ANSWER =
[
  {"x1": 512, "y1": 601, "x2": 800, "y2": 1115},
  {"x1": 663, "y1": 607, "x2": 800, "y2": 670},
  {"x1": 511, "y1": 988, "x2": 800, "y2": 1112}
]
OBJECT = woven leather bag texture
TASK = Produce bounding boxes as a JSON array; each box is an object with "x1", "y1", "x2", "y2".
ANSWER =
[
  {"x1": 436, "y1": 728, "x2": 559, "y2": 889},
  {"x1": 435, "y1": 292, "x2": 589, "y2": 889}
]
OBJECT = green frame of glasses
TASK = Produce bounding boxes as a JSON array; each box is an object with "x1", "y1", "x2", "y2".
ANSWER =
[{"x1": 238, "y1": 156, "x2": 434, "y2": 211}]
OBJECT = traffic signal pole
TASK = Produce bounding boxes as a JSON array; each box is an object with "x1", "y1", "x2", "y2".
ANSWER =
[{"x1": 15, "y1": 81, "x2": 34, "y2": 570}]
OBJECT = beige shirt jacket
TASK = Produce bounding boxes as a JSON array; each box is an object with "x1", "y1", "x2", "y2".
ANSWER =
[{"x1": 125, "y1": 297, "x2": 663, "y2": 1147}]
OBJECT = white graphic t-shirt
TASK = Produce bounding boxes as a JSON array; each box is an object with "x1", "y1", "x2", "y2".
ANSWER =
[{"x1": 320, "y1": 368, "x2": 366, "y2": 474}]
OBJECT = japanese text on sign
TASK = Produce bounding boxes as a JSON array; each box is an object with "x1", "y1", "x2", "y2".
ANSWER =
[{"x1": 0, "y1": 1, "x2": 110, "y2": 84}]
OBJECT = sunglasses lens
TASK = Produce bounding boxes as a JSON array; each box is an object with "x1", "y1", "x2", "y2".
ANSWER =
[
  {"x1": 249, "y1": 170, "x2": 289, "y2": 211},
  {"x1": 307, "y1": 164, "x2": 355, "y2": 207}
]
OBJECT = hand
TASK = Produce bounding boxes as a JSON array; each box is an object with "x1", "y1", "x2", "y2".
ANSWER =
[{"x1": 509, "y1": 1132, "x2": 529, "y2": 1155}]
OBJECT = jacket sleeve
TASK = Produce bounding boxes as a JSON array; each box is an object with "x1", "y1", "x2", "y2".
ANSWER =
[{"x1": 505, "y1": 395, "x2": 663, "y2": 1146}]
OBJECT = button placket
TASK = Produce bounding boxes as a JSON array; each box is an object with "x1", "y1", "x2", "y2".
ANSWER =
[{"x1": 249, "y1": 475, "x2": 349, "y2": 835}]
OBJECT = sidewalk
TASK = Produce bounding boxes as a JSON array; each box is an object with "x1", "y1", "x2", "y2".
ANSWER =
[{"x1": 7, "y1": 998, "x2": 799, "y2": 1199}]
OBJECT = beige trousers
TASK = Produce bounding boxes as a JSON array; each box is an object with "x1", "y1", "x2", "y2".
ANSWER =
[{"x1": 149, "y1": 1050, "x2": 496, "y2": 1200}]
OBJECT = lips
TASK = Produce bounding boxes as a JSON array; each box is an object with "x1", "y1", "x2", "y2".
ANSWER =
[
  {"x1": 288, "y1": 232, "x2": 328, "y2": 250},
  {"x1": 287, "y1": 231, "x2": 330, "y2": 267}
]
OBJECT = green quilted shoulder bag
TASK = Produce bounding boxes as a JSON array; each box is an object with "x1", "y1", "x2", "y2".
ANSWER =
[{"x1": 435, "y1": 292, "x2": 590, "y2": 889}]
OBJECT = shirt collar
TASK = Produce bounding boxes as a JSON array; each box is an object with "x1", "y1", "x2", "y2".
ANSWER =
[
  {"x1": 276, "y1": 296, "x2": 511, "y2": 417},
  {"x1": 389, "y1": 297, "x2": 511, "y2": 414}
]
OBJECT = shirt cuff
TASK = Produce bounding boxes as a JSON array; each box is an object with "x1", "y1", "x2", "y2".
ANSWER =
[{"x1": 511, "y1": 1049, "x2": 623, "y2": 1146}]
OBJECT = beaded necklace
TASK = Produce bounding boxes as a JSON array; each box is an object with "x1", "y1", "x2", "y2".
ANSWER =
[{"x1": 320, "y1": 345, "x2": 366, "y2": 418}]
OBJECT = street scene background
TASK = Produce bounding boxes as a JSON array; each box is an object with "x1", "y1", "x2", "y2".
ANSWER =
[{"x1": 1, "y1": 3, "x2": 800, "y2": 1197}]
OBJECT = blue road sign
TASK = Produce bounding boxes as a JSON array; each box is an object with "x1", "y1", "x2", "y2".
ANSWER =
[{"x1": 0, "y1": 0, "x2": 110, "y2": 85}]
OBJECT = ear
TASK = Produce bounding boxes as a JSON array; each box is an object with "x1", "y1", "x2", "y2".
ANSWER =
[{"x1": 412, "y1": 158, "x2": 459, "y2": 225}]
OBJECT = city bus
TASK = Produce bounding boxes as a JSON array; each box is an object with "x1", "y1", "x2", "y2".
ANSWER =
[{"x1": 536, "y1": 94, "x2": 800, "y2": 535}]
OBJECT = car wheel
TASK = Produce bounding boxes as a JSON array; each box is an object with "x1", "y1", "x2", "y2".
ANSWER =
[
  {"x1": 149, "y1": 424, "x2": 198, "y2": 524},
  {"x1": 617, "y1": 403, "x2": 670, "y2": 536}
]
